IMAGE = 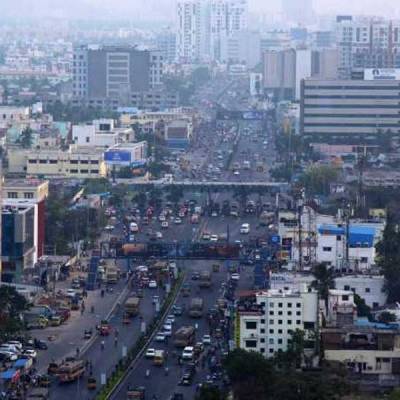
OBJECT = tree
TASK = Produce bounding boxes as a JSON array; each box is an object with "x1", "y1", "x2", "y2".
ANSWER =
[
  {"x1": 0, "y1": 287, "x2": 29, "y2": 340},
  {"x1": 19, "y1": 127, "x2": 33, "y2": 148},
  {"x1": 354, "y1": 294, "x2": 371, "y2": 320},
  {"x1": 378, "y1": 311, "x2": 397, "y2": 324},
  {"x1": 300, "y1": 165, "x2": 339, "y2": 196},
  {"x1": 166, "y1": 186, "x2": 183, "y2": 205},
  {"x1": 312, "y1": 263, "x2": 334, "y2": 312},
  {"x1": 196, "y1": 386, "x2": 224, "y2": 400}
]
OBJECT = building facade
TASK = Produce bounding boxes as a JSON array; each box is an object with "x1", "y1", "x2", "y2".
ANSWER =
[{"x1": 301, "y1": 78, "x2": 400, "y2": 143}]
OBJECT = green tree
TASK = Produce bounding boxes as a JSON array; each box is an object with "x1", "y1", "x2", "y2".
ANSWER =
[
  {"x1": 196, "y1": 386, "x2": 224, "y2": 400},
  {"x1": 0, "y1": 287, "x2": 29, "y2": 340},
  {"x1": 389, "y1": 388, "x2": 400, "y2": 400},
  {"x1": 378, "y1": 311, "x2": 397, "y2": 324},
  {"x1": 312, "y1": 263, "x2": 334, "y2": 313},
  {"x1": 18, "y1": 127, "x2": 33, "y2": 148},
  {"x1": 300, "y1": 165, "x2": 339, "y2": 196},
  {"x1": 354, "y1": 294, "x2": 371, "y2": 320},
  {"x1": 166, "y1": 186, "x2": 184, "y2": 205}
]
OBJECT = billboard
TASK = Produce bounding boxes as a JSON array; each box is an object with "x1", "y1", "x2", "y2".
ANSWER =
[
  {"x1": 217, "y1": 110, "x2": 266, "y2": 120},
  {"x1": 364, "y1": 68, "x2": 400, "y2": 81},
  {"x1": 104, "y1": 150, "x2": 131, "y2": 166}
]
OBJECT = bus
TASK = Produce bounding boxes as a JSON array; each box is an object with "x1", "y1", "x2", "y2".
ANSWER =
[
  {"x1": 124, "y1": 297, "x2": 140, "y2": 317},
  {"x1": 106, "y1": 267, "x2": 119, "y2": 284},
  {"x1": 199, "y1": 271, "x2": 212, "y2": 288},
  {"x1": 173, "y1": 326, "x2": 196, "y2": 348},
  {"x1": 57, "y1": 359, "x2": 85, "y2": 383},
  {"x1": 153, "y1": 350, "x2": 165, "y2": 366},
  {"x1": 189, "y1": 298, "x2": 204, "y2": 318}
]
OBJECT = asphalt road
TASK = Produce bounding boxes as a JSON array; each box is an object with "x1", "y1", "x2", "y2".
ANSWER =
[{"x1": 110, "y1": 259, "x2": 252, "y2": 400}]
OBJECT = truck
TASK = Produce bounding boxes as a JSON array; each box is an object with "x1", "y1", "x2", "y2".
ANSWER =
[
  {"x1": 189, "y1": 298, "x2": 204, "y2": 318},
  {"x1": 124, "y1": 297, "x2": 140, "y2": 317},
  {"x1": 174, "y1": 326, "x2": 196, "y2": 348},
  {"x1": 57, "y1": 359, "x2": 85, "y2": 383},
  {"x1": 127, "y1": 386, "x2": 145, "y2": 400},
  {"x1": 199, "y1": 271, "x2": 212, "y2": 288},
  {"x1": 106, "y1": 267, "x2": 119, "y2": 284}
]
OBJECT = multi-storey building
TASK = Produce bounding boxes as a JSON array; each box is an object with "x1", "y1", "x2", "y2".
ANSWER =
[
  {"x1": 156, "y1": 30, "x2": 177, "y2": 63},
  {"x1": 300, "y1": 78, "x2": 400, "y2": 143},
  {"x1": 337, "y1": 16, "x2": 400, "y2": 79},
  {"x1": 237, "y1": 289, "x2": 318, "y2": 357},
  {"x1": 72, "y1": 45, "x2": 164, "y2": 109}
]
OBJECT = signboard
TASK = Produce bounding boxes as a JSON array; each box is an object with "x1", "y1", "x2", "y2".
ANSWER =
[
  {"x1": 270, "y1": 235, "x2": 280, "y2": 244},
  {"x1": 104, "y1": 150, "x2": 131, "y2": 166},
  {"x1": 364, "y1": 68, "x2": 400, "y2": 81},
  {"x1": 217, "y1": 110, "x2": 266, "y2": 120}
]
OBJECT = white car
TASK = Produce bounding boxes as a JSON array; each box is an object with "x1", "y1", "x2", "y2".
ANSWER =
[
  {"x1": 210, "y1": 234, "x2": 219, "y2": 242},
  {"x1": 6, "y1": 341, "x2": 23, "y2": 351},
  {"x1": 0, "y1": 345, "x2": 19, "y2": 354},
  {"x1": 233, "y1": 170, "x2": 240, "y2": 176},
  {"x1": 149, "y1": 280, "x2": 158, "y2": 289},
  {"x1": 155, "y1": 333, "x2": 166, "y2": 342},
  {"x1": 163, "y1": 322, "x2": 172, "y2": 331},
  {"x1": 163, "y1": 325, "x2": 172, "y2": 337},
  {"x1": 66, "y1": 289, "x2": 76, "y2": 298},
  {"x1": 240, "y1": 223, "x2": 250, "y2": 234},
  {"x1": 156, "y1": 231, "x2": 163, "y2": 239},
  {"x1": 231, "y1": 273, "x2": 240, "y2": 281},
  {"x1": 202, "y1": 233, "x2": 211, "y2": 241},
  {"x1": 202, "y1": 335, "x2": 212, "y2": 345},
  {"x1": 159, "y1": 215, "x2": 166, "y2": 222},
  {"x1": 0, "y1": 351, "x2": 18, "y2": 361},
  {"x1": 161, "y1": 221, "x2": 169, "y2": 229},
  {"x1": 182, "y1": 346, "x2": 194, "y2": 360},
  {"x1": 104, "y1": 225, "x2": 114, "y2": 231},
  {"x1": 145, "y1": 348, "x2": 156, "y2": 358},
  {"x1": 174, "y1": 218, "x2": 182, "y2": 224},
  {"x1": 23, "y1": 349, "x2": 37, "y2": 359},
  {"x1": 166, "y1": 315, "x2": 175, "y2": 324}
]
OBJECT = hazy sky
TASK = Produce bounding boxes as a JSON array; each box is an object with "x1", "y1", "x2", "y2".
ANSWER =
[{"x1": 1, "y1": 0, "x2": 399, "y2": 20}]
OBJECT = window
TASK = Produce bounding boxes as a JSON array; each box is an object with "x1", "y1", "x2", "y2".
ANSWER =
[
  {"x1": 342, "y1": 295, "x2": 349, "y2": 301},
  {"x1": 269, "y1": 338, "x2": 274, "y2": 344},
  {"x1": 39, "y1": 159, "x2": 47, "y2": 164},
  {"x1": 365, "y1": 288, "x2": 370, "y2": 293},
  {"x1": 260, "y1": 302, "x2": 266, "y2": 306},
  {"x1": 287, "y1": 303, "x2": 292, "y2": 308},
  {"x1": 28, "y1": 159, "x2": 37, "y2": 164},
  {"x1": 287, "y1": 320, "x2": 292, "y2": 325},
  {"x1": 269, "y1": 302, "x2": 274, "y2": 308},
  {"x1": 278, "y1": 320, "x2": 283, "y2": 325},
  {"x1": 80, "y1": 160, "x2": 88, "y2": 164},
  {"x1": 278, "y1": 311, "x2": 283, "y2": 316},
  {"x1": 86, "y1": 137, "x2": 90, "y2": 143},
  {"x1": 24, "y1": 192, "x2": 33, "y2": 199},
  {"x1": 7, "y1": 192, "x2": 18, "y2": 198},
  {"x1": 260, "y1": 348, "x2": 265, "y2": 353},
  {"x1": 304, "y1": 322, "x2": 315, "y2": 329},
  {"x1": 269, "y1": 311, "x2": 274, "y2": 316},
  {"x1": 296, "y1": 311, "x2": 301, "y2": 316},
  {"x1": 90, "y1": 160, "x2": 98, "y2": 164},
  {"x1": 373, "y1": 302, "x2": 379, "y2": 308},
  {"x1": 260, "y1": 329, "x2": 265, "y2": 334},
  {"x1": 296, "y1": 320, "x2": 301, "y2": 325},
  {"x1": 269, "y1": 349, "x2": 274, "y2": 353},
  {"x1": 245, "y1": 340, "x2": 257, "y2": 348},
  {"x1": 269, "y1": 329, "x2": 274, "y2": 334},
  {"x1": 344, "y1": 285, "x2": 350, "y2": 291},
  {"x1": 49, "y1": 160, "x2": 57, "y2": 164},
  {"x1": 323, "y1": 246, "x2": 332, "y2": 252},
  {"x1": 288, "y1": 311, "x2": 292, "y2": 316},
  {"x1": 361, "y1": 257, "x2": 368, "y2": 263},
  {"x1": 296, "y1": 303, "x2": 301, "y2": 308},
  {"x1": 278, "y1": 339, "x2": 283, "y2": 344},
  {"x1": 278, "y1": 329, "x2": 283, "y2": 334},
  {"x1": 70, "y1": 160, "x2": 78, "y2": 164},
  {"x1": 246, "y1": 321, "x2": 257, "y2": 330},
  {"x1": 278, "y1": 303, "x2": 283, "y2": 308},
  {"x1": 80, "y1": 169, "x2": 88, "y2": 174},
  {"x1": 90, "y1": 170, "x2": 99, "y2": 174},
  {"x1": 260, "y1": 338, "x2": 265, "y2": 343},
  {"x1": 261, "y1": 319, "x2": 265, "y2": 324},
  {"x1": 269, "y1": 320, "x2": 274, "y2": 325}
]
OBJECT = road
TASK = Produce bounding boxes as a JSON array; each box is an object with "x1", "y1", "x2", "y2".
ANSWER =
[{"x1": 110, "y1": 259, "x2": 252, "y2": 400}]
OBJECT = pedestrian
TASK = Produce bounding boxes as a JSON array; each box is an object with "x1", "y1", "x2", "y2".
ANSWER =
[{"x1": 76, "y1": 347, "x2": 80, "y2": 357}]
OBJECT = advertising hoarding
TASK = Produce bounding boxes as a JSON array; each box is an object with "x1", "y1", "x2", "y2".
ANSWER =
[{"x1": 364, "y1": 68, "x2": 400, "y2": 81}]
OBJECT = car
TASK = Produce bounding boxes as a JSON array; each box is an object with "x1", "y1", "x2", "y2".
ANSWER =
[
  {"x1": 0, "y1": 344, "x2": 19, "y2": 353},
  {"x1": 152, "y1": 295, "x2": 160, "y2": 304},
  {"x1": 166, "y1": 315, "x2": 175, "y2": 324},
  {"x1": 163, "y1": 322, "x2": 172, "y2": 331},
  {"x1": 174, "y1": 218, "x2": 182, "y2": 224},
  {"x1": 66, "y1": 289, "x2": 76, "y2": 298},
  {"x1": 240, "y1": 223, "x2": 250, "y2": 234},
  {"x1": 155, "y1": 333, "x2": 167, "y2": 342},
  {"x1": 231, "y1": 273, "x2": 240, "y2": 281},
  {"x1": 163, "y1": 326, "x2": 172, "y2": 337},
  {"x1": 145, "y1": 348, "x2": 156, "y2": 358},
  {"x1": 191, "y1": 272, "x2": 200, "y2": 280},
  {"x1": 149, "y1": 280, "x2": 158, "y2": 289},
  {"x1": 210, "y1": 234, "x2": 219, "y2": 242},
  {"x1": 0, "y1": 351, "x2": 18, "y2": 361},
  {"x1": 173, "y1": 306, "x2": 183, "y2": 316},
  {"x1": 182, "y1": 346, "x2": 194, "y2": 360},
  {"x1": 202, "y1": 232, "x2": 211, "y2": 241},
  {"x1": 23, "y1": 349, "x2": 37, "y2": 359},
  {"x1": 156, "y1": 231, "x2": 163, "y2": 239},
  {"x1": 6, "y1": 341, "x2": 22, "y2": 351},
  {"x1": 161, "y1": 221, "x2": 169, "y2": 229},
  {"x1": 104, "y1": 225, "x2": 114, "y2": 231},
  {"x1": 211, "y1": 211, "x2": 218, "y2": 217},
  {"x1": 178, "y1": 211, "x2": 185, "y2": 218},
  {"x1": 159, "y1": 214, "x2": 166, "y2": 222},
  {"x1": 34, "y1": 339, "x2": 48, "y2": 350},
  {"x1": 129, "y1": 234, "x2": 135, "y2": 242},
  {"x1": 71, "y1": 281, "x2": 80, "y2": 289},
  {"x1": 233, "y1": 170, "x2": 240, "y2": 176},
  {"x1": 202, "y1": 335, "x2": 212, "y2": 345}
]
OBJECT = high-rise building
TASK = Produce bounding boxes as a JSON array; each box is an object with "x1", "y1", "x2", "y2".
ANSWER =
[
  {"x1": 72, "y1": 45, "x2": 163, "y2": 108},
  {"x1": 176, "y1": 0, "x2": 248, "y2": 63},
  {"x1": 281, "y1": 0, "x2": 313, "y2": 25},
  {"x1": 337, "y1": 16, "x2": 400, "y2": 79},
  {"x1": 156, "y1": 29, "x2": 177, "y2": 63}
]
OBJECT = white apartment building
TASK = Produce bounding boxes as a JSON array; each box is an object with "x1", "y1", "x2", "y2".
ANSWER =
[
  {"x1": 0, "y1": 106, "x2": 30, "y2": 128},
  {"x1": 237, "y1": 289, "x2": 318, "y2": 357},
  {"x1": 334, "y1": 275, "x2": 386, "y2": 309},
  {"x1": 336, "y1": 16, "x2": 400, "y2": 79}
]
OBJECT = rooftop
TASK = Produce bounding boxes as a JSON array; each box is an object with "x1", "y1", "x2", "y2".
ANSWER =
[{"x1": 4, "y1": 178, "x2": 49, "y2": 189}]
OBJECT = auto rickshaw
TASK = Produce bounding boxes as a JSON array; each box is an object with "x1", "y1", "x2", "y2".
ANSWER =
[
  {"x1": 87, "y1": 376, "x2": 97, "y2": 390},
  {"x1": 122, "y1": 312, "x2": 131, "y2": 325},
  {"x1": 47, "y1": 362, "x2": 59, "y2": 375},
  {"x1": 98, "y1": 320, "x2": 111, "y2": 336}
]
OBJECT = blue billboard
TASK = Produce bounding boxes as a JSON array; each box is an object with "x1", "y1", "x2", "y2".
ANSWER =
[{"x1": 104, "y1": 151, "x2": 131, "y2": 165}]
